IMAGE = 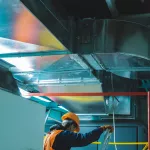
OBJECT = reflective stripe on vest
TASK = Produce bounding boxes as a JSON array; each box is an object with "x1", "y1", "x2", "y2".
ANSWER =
[{"x1": 44, "y1": 130, "x2": 63, "y2": 150}]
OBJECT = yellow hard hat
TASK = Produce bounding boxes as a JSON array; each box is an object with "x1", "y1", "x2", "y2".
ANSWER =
[{"x1": 61, "y1": 112, "x2": 80, "y2": 132}]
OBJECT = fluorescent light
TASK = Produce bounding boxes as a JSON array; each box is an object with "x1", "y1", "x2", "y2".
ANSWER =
[
  {"x1": 3, "y1": 57, "x2": 33, "y2": 71},
  {"x1": 0, "y1": 44, "x2": 33, "y2": 72},
  {"x1": 58, "y1": 106, "x2": 69, "y2": 111},
  {"x1": 79, "y1": 116, "x2": 93, "y2": 121},
  {"x1": 28, "y1": 74, "x2": 33, "y2": 78},
  {"x1": 19, "y1": 88, "x2": 51, "y2": 102},
  {"x1": 19, "y1": 88, "x2": 30, "y2": 98},
  {"x1": 76, "y1": 114, "x2": 108, "y2": 116},
  {"x1": 33, "y1": 96, "x2": 51, "y2": 103}
]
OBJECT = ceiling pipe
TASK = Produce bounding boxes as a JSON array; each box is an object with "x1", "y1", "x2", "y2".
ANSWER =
[
  {"x1": 11, "y1": 69, "x2": 91, "y2": 74},
  {"x1": 25, "y1": 92, "x2": 148, "y2": 97},
  {"x1": 0, "y1": 50, "x2": 70, "y2": 58},
  {"x1": 118, "y1": 13, "x2": 150, "y2": 19}
]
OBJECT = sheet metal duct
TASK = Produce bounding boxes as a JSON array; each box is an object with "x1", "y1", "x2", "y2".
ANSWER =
[
  {"x1": 39, "y1": 84, "x2": 106, "y2": 114},
  {"x1": 75, "y1": 19, "x2": 149, "y2": 56},
  {"x1": 21, "y1": 0, "x2": 70, "y2": 49},
  {"x1": 74, "y1": 19, "x2": 150, "y2": 79},
  {"x1": 0, "y1": 0, "x2": 149, "y2": 117},
  {"x1": 0, "y1": 0, "x2": 66, "y2": 51},
  {"x1": 0, "y1": 0, "x2": 70, "y2": 84}
]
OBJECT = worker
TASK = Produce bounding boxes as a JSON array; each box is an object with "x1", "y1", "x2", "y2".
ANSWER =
[{"x1": 44, "y1": 112, "x2": 113, "y2": 150}]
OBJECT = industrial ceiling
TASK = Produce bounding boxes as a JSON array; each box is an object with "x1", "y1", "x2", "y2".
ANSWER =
[{"x1": 0, "y1": 0, "x2": 149, "y2": 124}]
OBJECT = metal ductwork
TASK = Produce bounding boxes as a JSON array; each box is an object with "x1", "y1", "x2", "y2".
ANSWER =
[
  {"x1": 0, "y1": 0, "x2": 149, "y2": 118},
  {"x1": 73, "y1": 19, "x2": 150, "y2": 79}
]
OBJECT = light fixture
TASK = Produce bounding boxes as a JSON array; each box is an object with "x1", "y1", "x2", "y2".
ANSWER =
[
  {"x1": 19, "y1": 88, "x2": 51, "y2": 102},
  {"x1": 78, "y1": 116, "x2": 93, "y2": 121},
  {"x1": 58, "y1": 106, "x2": 69, "y2": 111},
  {"x1": 76, "y1": 114, "x2": 108, "y2": 116},
  {"x1": 0, "y1": 44, "x2": 33, "y2": 72},
  {"x1": 34, "y1": 96, "x2": 51, "y2": 103},
  {"x1": 19, "y1": 88, "x2": 30, "y2": 98}
]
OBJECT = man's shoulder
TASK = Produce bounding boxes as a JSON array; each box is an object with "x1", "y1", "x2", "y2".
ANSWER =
[{"x1": 59, "y1": 130, "x2": 74, "y2": 134}]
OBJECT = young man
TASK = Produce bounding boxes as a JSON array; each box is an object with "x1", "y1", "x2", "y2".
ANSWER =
[{"x1": 44, "y1": 112, "x2": 113, "y2": 150}]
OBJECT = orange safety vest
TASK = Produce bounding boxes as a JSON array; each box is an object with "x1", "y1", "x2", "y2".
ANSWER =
[{"x1": 44, "y1": 130, "x2": 63, "y2": 150}]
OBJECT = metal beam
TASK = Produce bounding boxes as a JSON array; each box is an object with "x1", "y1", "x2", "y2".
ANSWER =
[
  {"x1": 78, "y1": 55, "x2": 102, "y2": 80},
  {"x1": 109, "y1": 67, "x2": 150, "y2": 72},
  {"x1": 25, "y1": 92, "x2": 148, "y2": 97},
  {"x1": 0, "y1": 50, "x2": 70, "y2": 58},
  {"x1": 21, "y1": 0, "x2": 70, "y2": 49},
  {"x1": 47, "y1": 117, "x2": 61, "y2": 123},
  {"x1": 45, "y1": 109, "x2": 51, "y2": 124},
  {"x1": 105, "y1": 0, "x2": 118, "y2": 17},
  {"x1": 119, "y1": 13, "x2": 150, "y2": 19}
]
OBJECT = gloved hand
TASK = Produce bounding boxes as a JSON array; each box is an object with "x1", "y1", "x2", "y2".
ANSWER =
[{"x1": 100, "y1": 125, "x2": 114, "y2": 133}]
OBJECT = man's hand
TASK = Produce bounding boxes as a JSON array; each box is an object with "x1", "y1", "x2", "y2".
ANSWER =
[{"x1": 100, "y1": 125, "x2": 114, "y2": 133}]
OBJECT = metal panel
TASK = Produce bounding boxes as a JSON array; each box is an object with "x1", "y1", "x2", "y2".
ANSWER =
[
  {"x1": 49, "y1": 109, "x2": 62, "y2": 122},
  {"x1": 95, "y1": 53, "x2": 150, "y2": 72},
  {"x1": 41, "y1": 84, "x2": 105, "y2": 114},
  {"x1": 75, "y1": 19, "x2": 150, "y2": 59},
  {"x1": 74, "y1": 19, "x2": 150, "y2": 80},
  {"x1": 83, "y1": 55, "x2": 103, "y2": 70},
  {"x1": 138, "y1": 126, "x2": 148, "y2": 150},
  {"x1": 105, "y1": 0, "x2": 118, "y2": 17},
  {"x1": 0, "y1": 0, "x2": 66, "y2": 49},
  {"x1": 21, "y1": 0, "x2": 70, "y2": 49},
  {"x1": 93, "y1": 53, "x2": 150, "y2": 79},
  {"x1": 11, "y1": 55, "x2": 97, "y2": 84},
  {"x1": 0, "y1": 50, "x2": 70, "y2": 58},
  {"x1": 0, "y1": 89, "x2": 46, "y2": 150},
  {"x1": 0, "y1": 0, "x2": 68, "y2": 77},
  {"x1": 105, "y1": 96, "x2": 131, "y2": 115},
  {"x1": 55, "y1": 0, "x2": 111, "y2": 18}
]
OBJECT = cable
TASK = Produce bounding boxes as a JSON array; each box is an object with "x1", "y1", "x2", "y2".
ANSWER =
[
  {"x1": 111, "y1": 73, "x2": 118, "y2": 150},
  {"x1": 101, "y1": 129, "x2": 112, "y2": 150},
  {"x1": 113, "y1": 102, "x2": 118, "y2": 150}
]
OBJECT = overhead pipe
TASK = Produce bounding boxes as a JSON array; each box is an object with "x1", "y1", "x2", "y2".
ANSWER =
[
  {"x1": 0, "y1": 50, "x2": 70, "y2": 58},
  {"x1": 119, "y1": 13, "x2": 150, "y2": 19},
  {"x1": 25, "y1": 92, "x2": 147, "y2": 97},
  {"x1": 109, "y1": 67, "x2": 150, "y2": 72},
  {"x1": 12, "y1": 69, "x2": 91, "y2": 74}
]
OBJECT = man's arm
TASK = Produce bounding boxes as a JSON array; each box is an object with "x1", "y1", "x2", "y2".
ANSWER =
[{"x1": 57, "y1": 127, "x2": 104, "y2": 147}]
